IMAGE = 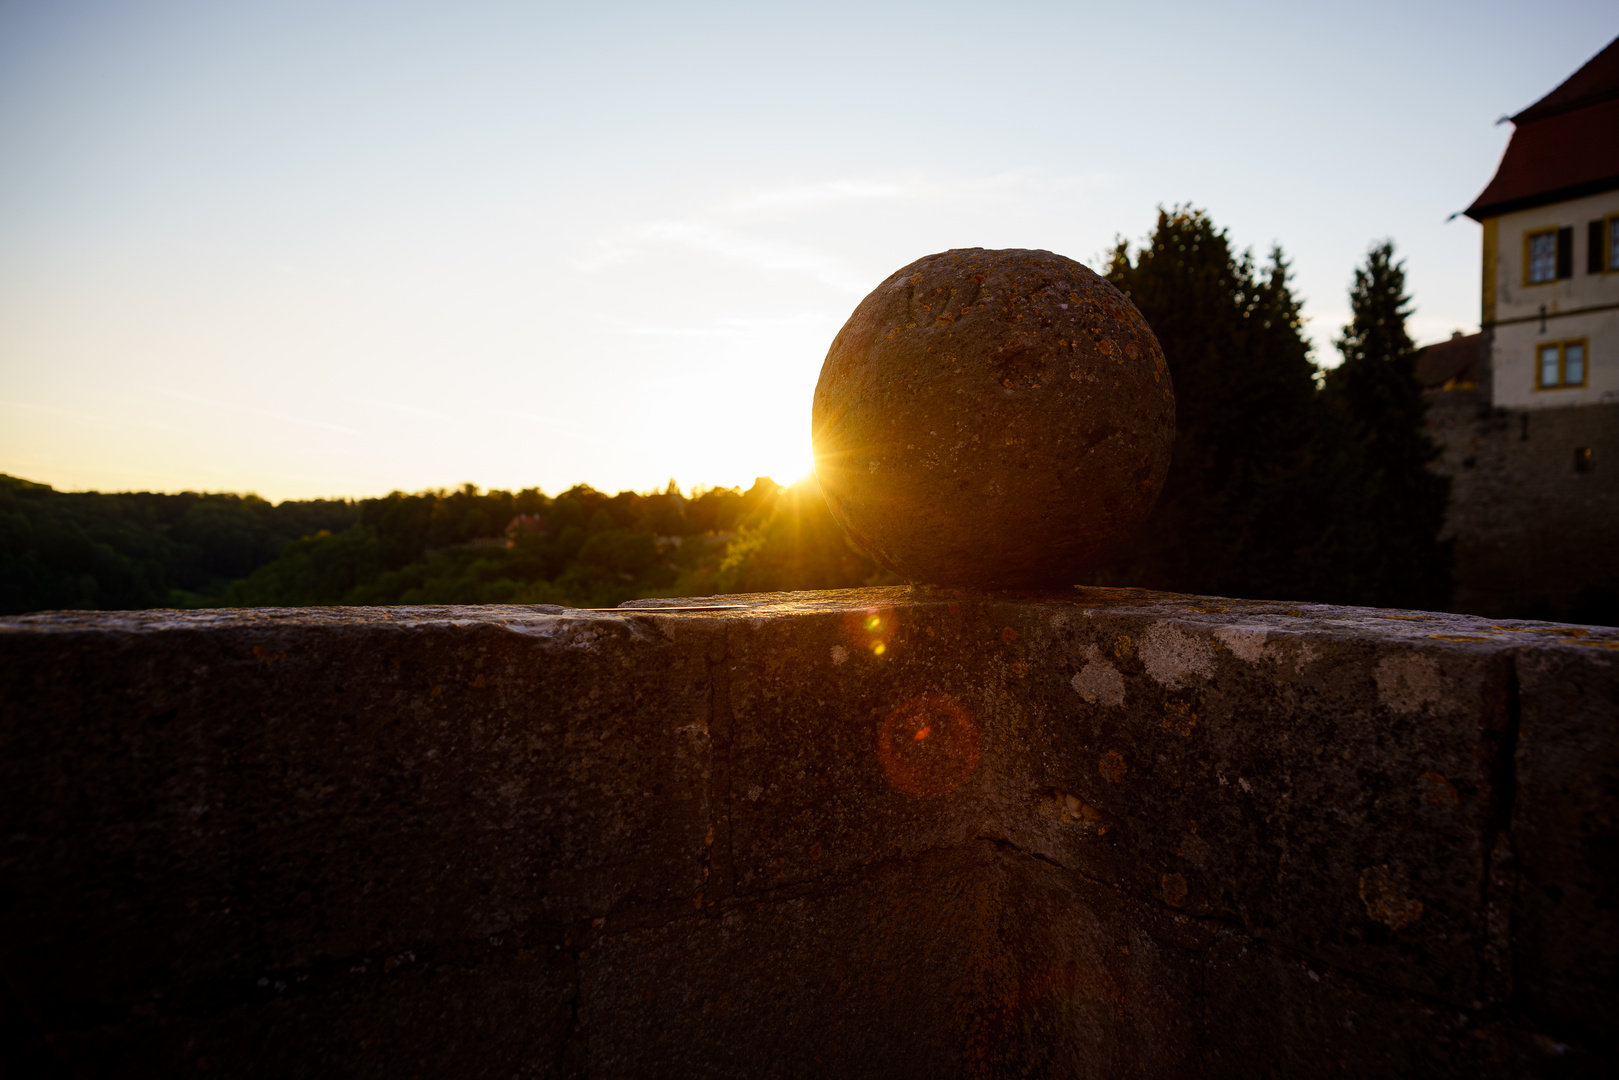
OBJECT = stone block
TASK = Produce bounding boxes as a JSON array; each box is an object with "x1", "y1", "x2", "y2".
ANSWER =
[{"x1": 1512, "y1": 639, "x2": 1619, "y2": 1048}]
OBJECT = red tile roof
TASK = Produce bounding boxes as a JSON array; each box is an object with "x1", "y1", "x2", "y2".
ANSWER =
[
  {"x1": 1416, "y1": 332, "x2": 1481, "y2": 390},
  {"x1": 1514, "y1": 36, "x2": 1619, "y2": 123},
  {"x1": 1465, "y1": 37, "x2": 1619, "y2": 221}
]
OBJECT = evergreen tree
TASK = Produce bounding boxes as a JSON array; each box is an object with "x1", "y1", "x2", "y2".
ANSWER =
[
  {"x1": 1094, "y1": 206, "x2": 1343, "y2": 601},
  {"x1": 1321, "y1": 242, "x2": 1453, "y2": 609}
]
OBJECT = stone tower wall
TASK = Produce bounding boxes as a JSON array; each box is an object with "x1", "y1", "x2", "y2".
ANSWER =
[{"x1": 1426, "y1": 392, "x2": 1619, "y2": 622}]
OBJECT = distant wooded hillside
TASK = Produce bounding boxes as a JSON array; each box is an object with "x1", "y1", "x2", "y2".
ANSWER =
[
  {"x1": 0, "y1": 473, "x2": 894, "y2": 615},
  {"x1": 0, "y1": 475, "x2": 359, "y2": 613}
]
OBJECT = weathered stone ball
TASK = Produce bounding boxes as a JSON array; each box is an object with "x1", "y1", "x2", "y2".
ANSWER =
[{"x1": 811, "y1": 247, "x2": 1175, "y2": 588}]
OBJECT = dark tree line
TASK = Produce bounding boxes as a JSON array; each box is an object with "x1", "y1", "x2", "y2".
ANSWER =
[
  {"x1": 1323, "y1": 241, "x2": 1453, "y2": 608},
  {"x1": 1092, "y1": 208, "x2": 1451, "y2": 609},
  {"x1": 0, "y1": 474, "x2": 894, "y2": 614},
  {"x1": 219, "y1": 476, "x2": 895, "y2": 609},
  {"x1": 0, "y1": 206, "x2": 1453, "y2": 616},
  {"x1": 0, "y1": 477, "x2": 358, "y2": 614}
]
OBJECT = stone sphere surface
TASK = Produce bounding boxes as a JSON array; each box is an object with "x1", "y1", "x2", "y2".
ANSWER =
[{"x1": 812, "y1": 247, "x2": 1175, "y2": 588}]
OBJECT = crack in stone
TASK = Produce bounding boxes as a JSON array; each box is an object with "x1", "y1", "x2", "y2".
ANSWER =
[{"x1": 975, "y1": 832, "x2": 1071, "y2": 873}]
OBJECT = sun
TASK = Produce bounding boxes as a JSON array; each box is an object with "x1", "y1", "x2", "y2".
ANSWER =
[
  {"x1": 746, "y1": 422, "x2": 816, "y2": 488},
  {"x1": 655, "y1": 341, "x2": 824, "y2": 491}
]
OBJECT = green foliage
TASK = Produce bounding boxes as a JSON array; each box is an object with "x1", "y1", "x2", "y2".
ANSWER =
[
  {"x1": 1094, "y1": 207, "x2": 1342, "y2": 599},
  {"x1": 223, "y1": 526, "x2": 384, "y2": 607},
  {"x1": 1094, "y1": 208, "x2": 1450, "y2": 609},
  {"x1": 663, "y1": 478, "x2": 898, "y2": 597},
  {"x1": 0, "y1": 474, "x2": 358, "y2": 614},
  {"x1": 1320, "y1": 242, "x2": 1454, "y2": 609},
  {"x1": 103, "y1": 475, "x2": 893, "y2": 614}
]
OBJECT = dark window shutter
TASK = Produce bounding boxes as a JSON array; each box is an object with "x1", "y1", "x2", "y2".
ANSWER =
[
  {"x1": 1591, "y1": 221, "x2": 1605, "y2": 273},
  {"x1": 1557, "y1": 226, "x2": 1574, "y2": 278}
]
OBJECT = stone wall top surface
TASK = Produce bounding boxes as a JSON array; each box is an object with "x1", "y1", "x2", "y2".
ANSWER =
[{"x1": 5, "y1": 583, "x2": 1616, "y2": 647}]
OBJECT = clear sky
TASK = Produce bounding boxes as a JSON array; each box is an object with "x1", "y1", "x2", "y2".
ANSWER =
[{"x1": 1, "y1": 1, "x2": 1614, "y2": 501}]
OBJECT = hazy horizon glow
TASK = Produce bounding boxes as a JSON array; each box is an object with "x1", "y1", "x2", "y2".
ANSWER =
[{"x1": 2, "y1": 1, "x2": 1614, "y2": 501}]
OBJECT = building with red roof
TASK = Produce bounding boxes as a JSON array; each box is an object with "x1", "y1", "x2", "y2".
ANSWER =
[
  {"x1": 1422, "y1": 37, "x2": 1619, "y2": 622},
  {"x1": 1465, "y1": 35, "x2": 1619, "y2": 408}
]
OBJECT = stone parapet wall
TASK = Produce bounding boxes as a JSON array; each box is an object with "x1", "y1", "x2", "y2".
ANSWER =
[{"x1": 1, "y1": 588, "x2": 1614, "y2": 1077}]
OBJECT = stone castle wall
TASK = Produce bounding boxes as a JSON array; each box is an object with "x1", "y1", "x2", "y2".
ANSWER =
[
  {"x1": 1427, "y1": 392, "x2": 1619, "y2": 622},
  {"x1": 1, "y1": 589, "x2": 1615, "y2": 1077}
]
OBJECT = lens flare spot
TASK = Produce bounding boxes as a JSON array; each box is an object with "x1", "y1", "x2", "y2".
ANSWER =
[
  {"x1": 845, "y1": 606, "x2": 898, "y2": 659},
  {"x1": 877, "y1": 693, "x2": 981, "y2": 798}
]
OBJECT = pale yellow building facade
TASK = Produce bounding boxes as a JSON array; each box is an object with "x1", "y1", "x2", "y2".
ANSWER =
[{"x1": 1481, "y1": 191, "x2": 1619, "y2": 409}]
